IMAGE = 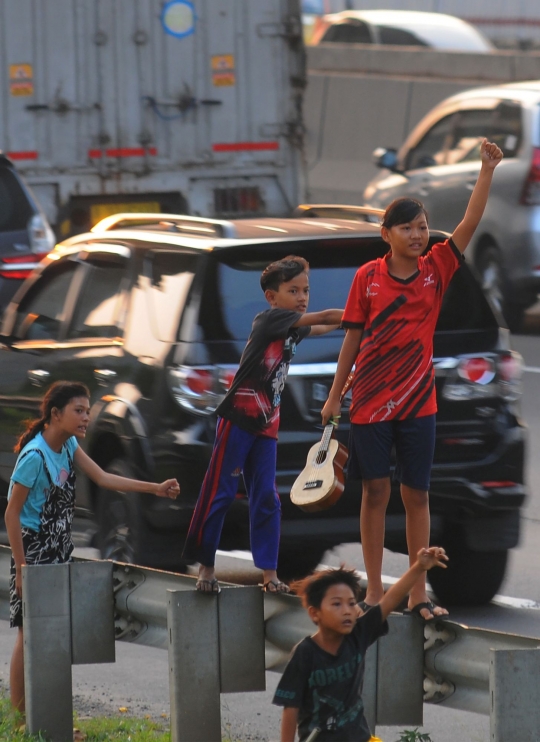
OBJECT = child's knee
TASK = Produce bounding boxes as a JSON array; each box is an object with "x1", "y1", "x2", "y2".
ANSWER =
[
  {"x1": 362, "y1": 478, "x2": 390, "y2": 503},
  {"x1": 401, "y1": 484, "x2": 429, "y2": 509}
]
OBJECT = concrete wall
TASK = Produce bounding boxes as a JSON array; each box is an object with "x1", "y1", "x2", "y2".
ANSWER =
[{"x1": 305, "y1": 44, "x2": 540, "y2": 204}]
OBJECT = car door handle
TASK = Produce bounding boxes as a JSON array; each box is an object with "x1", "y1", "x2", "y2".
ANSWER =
[
  {"x1": 28, "y1": 369, "x2": 50, "y2": 386},
  {"x1": 94, "y1": 369, "x2": 117, "y2": 385}
]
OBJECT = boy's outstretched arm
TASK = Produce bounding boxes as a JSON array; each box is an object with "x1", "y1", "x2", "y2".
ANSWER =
[
  {"x1": 452, "y1": 139, "x2": 503, "y2": 253},
  {"x1": 293, "y1": 309, "x2": 343, "y2": 328},
  {"x1": 281, "y1": 707, "x2": 299, "y2": 742},
  {"x1": 378, "y1": 547, "x2": 448, "y2": 621}
]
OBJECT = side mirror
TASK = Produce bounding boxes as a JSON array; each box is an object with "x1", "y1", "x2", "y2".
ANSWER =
[{"x1": 372, "y1": 147, "x2": 398, "y2": 171}]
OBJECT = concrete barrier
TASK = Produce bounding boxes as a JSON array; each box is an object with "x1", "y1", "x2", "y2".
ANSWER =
[
  {"x1": 305, "y1": 43, "x2": 540, "y2": 204},
  {"x1": 307, "y1": 44, "x2": 540, "y2": 82}
]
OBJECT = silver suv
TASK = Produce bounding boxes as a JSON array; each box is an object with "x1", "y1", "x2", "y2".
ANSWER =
[{"x1": 363, "y1": 81, "x2": 540, "y2": 331}]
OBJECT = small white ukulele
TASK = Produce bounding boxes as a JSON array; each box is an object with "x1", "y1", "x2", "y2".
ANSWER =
[{"x1": 290, "y1": 373, "x2": 353, "y2": 513}]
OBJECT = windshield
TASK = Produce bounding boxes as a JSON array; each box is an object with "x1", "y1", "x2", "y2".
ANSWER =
[{"x1": 197, "y1": 238, "x2": 498, "y2": 362}]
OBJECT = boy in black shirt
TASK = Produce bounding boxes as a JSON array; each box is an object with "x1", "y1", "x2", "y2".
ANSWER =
[
  {"x1": 273, "y1": 547, "x2": 448, "y2": 741},
  {"x1": 183, "y1": 255, "x2": 343, "y2": 593}
]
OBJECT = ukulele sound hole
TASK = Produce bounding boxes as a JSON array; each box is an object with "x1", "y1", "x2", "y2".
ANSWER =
[{"x1": 303, "y1": 479, "x2": 323, "y2": 490}]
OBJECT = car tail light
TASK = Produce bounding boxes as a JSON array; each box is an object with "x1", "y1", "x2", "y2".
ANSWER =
[
  {"x1": 167, "y1": 365, "x2": 238, "y2": 415},
  {"x1": 442, "y1": 351, "x2": 523, "y2": 402},
  {"x1": 457, "y1": 357, "x2": 495, "y2": 385},
  {"x1": 0, "y1": 251, "x2": 49, "y2": 279},
  {"x1": 520, "y1": 147, "x2": 540, "y2": 205},
  {"x1": 28, "y1": 214, "x2": 55, "y2": 254}
]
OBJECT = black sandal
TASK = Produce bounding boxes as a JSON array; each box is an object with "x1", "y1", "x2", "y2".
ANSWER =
[
  {"x1": 358, "y1": 600, "x2": 375, "y2": 614},
  {"x1": 404, "y1": 600, "x2": 448, "y2": 622}
]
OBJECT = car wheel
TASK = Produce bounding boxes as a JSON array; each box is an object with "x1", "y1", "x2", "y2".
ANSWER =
[
  {"x1": 477, "y1": 246, "x2": 524, "y2": 332},
  {"x1": 428, "y1": 530, "x2": 508, "y2": 606},
  {"x1": 277, "y1": 546, "x2": 327, "y2": 581},
  {"x1": 96, "y1": 458, "x2": 147, "y2": 565}
]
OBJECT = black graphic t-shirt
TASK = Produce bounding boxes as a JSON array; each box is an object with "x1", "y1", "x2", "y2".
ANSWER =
[
  {"x1": 273, "y1": 606, "x2": 388, "y2": 742},
  {"x1": 216, "y1": 308, "x2": 310, "y2": 438}
]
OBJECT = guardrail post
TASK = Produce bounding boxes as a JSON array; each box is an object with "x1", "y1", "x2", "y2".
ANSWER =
[
  {"x1": 23, "y1": 563, "x2": 73, "y2": 742},
  {"x1": 168, "y1": 585, "x2": 266, "y2": 742},
  {"x1": 168, "y1": 590, "x2": 222, "y2": 742},
  {"x1": 490, "y1": 647, "x2": 540, "y2": 741},
  {"x1": 22, "y1": 561, "x2": 115, "y2": 741},
  {"x1": 377, "y1": 614, "x2": 424, "y2": 726}
]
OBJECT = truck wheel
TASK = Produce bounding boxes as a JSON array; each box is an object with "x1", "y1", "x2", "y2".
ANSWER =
[
  {"x1": 96, "y1": 458, "x2": 147, "y2": 565},
  {"x1": 428, "y1": 540, "x2": 508, "y2": 606},
  {"x1": 277, "y1": 546, "x2": 327, "y2": 581}
]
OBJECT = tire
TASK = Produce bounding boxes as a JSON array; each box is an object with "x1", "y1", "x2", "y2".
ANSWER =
[
  {"x1": 477, "y1": 246, "x2": 525, "y2": 332},
  {"x1": 428, "y1": 528, "x2": 508, "y2": 606},
  {"x1": 96, "y1": 458, "x2": 148, "y2": 565},
  {"x1": 277, "y1": 545, "x2": 327, "y2": 581}
]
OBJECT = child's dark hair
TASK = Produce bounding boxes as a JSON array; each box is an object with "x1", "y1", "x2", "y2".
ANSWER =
[
  {"x1": 292, "y1": 566, "x2": 361, "y2": 609},
  {"x1": 381, "y1": 197, "x2": 429, "y2": 229},
  {"x1": 15, "y1": 381, "x2": 90, "y2": 453},
  {"x1": 260, "y1": 255, "x2": 309, "y2": 292}
]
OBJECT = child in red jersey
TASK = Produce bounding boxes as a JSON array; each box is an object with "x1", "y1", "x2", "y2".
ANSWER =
[{"x1": 322, "y1": 138, "x2": 503, "y2": 621}]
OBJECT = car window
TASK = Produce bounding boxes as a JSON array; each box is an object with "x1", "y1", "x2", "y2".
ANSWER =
[
  {"x1": 322, "y1": 21, "x2": 372, "y2": 44},
  {"x1": 67, "y1": 254, "x2": 129, "y2": 340},
  {"x1": 198, "y1": 239, "x2": 497, "y2": 359},
  {"x1": 444, "y1": 104, "x2": 522, "y2": 164},
  {"x1": 125, "y1": 251, "x2": 198, "y2": 357},
  {"x1": 491, "y1": 101, "x2": 522, "y2": 158},
  {"x1": 0, "y1": 167, "x2": 34, "y2": 232},
  {"x1": 377, "y1": 25, "x2": 428, "y2": 47},
  {"x1": 445, "y1": 109, "x2": 494, "y2": 165},
  {"x1": 406, "y1": 114, "x2": 456, "y2": 170},
  {"x1": 12, "y1": 261, "x2": 78, "y2": 340}
]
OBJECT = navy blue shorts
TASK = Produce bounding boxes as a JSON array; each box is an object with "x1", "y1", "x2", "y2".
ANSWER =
[{"x1": 348, "y1": 414, "x2": 436, "y2": 492}]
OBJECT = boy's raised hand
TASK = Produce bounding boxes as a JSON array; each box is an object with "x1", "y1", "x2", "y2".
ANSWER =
[
  {"x1": 480, "y1": 138, "x2": 503, "y2": 170},
  {"x1": 416, "y1": 546, "x2": 448, "y2": 571}
]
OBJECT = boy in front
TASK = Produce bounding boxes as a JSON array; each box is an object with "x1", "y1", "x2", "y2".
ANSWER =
[
  {"x1": 274, "y1": 547, "x2": 448, "y2": 741},
  {"x1": 183, "y1": 255, "x2": 343, "y2": 593}
]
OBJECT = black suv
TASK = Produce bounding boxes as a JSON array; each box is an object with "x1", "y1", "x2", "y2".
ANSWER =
[
  {"x1": 0, "y1": 154, "x2": 55, "y2": 307},
  {"x1": 0, "y1": 208, "x2": 526, "y2": 605}
]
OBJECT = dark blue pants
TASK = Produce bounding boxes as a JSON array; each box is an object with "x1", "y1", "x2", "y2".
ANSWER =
[{"x1": 184, "y1": 418, "x2": 282, "y2": 569}]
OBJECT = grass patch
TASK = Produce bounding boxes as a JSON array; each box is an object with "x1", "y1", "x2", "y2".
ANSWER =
[{"x1": 0, "y1": 694, "x2": 169, "y2": 741}]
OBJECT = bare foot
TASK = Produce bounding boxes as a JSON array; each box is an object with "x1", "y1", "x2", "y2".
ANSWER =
[{"x1": 196, "y1": 565, "x2": 220, "y2": 593}]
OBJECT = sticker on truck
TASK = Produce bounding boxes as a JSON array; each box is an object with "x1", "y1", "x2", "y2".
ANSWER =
[
  {"x1": 211, "y1": 55, "x2": 236, "y2": 87},
  {"x1": 9, "y1": 64, "x2": 33, "y2": 96}
]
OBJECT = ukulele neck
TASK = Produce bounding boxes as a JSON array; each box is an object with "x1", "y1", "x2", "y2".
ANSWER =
[{"x1": 320, "y1": 424, "x2": 334, "y2": 452}]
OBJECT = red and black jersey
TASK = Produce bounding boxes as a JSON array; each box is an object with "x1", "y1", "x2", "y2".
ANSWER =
[
  {"x1": 342, "y1": 239, "x2": 463, "y2": 424},
  {"x1": 216, "y1": 308, "x2": 310, "y2": 438}
]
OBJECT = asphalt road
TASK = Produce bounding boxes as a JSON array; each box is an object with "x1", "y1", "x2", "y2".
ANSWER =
[{"x1": 2, "y1": 325, "x2": 540, "y2": 740}]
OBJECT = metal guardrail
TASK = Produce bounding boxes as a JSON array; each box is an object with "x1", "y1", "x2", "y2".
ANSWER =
[{"x1": 2, "y1": 545, "x2": 540, "y2": 736}]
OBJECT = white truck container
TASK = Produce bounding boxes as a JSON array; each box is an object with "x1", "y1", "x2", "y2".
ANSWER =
[{"x1": 0, "y1": 0, "x2": 306, "y2": 234}]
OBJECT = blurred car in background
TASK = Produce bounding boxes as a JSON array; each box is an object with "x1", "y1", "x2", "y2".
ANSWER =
[
  {"x1": 311, "y1": 9, "x2": 494, "y2": 52},
  {"x1": 0, "y1": 154, "x2": 55, "y2": 309},
  {"x1": 363, "y1": 81, "x2": 540, "y2": 331},
  {"x1": 0, "y1": 207, "x2": 526, "y2": 605}
]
